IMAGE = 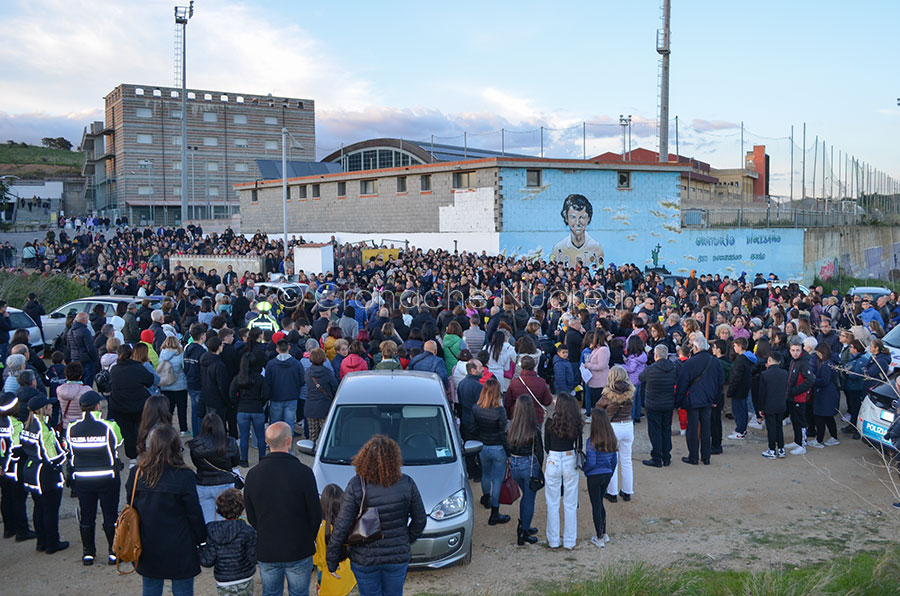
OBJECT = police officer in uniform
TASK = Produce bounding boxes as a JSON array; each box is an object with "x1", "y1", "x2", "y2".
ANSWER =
[
  {"x1": 247, "y1": 299, "x2": 279, "y2": 333},
  {"x1": 19, "y1": 390, "x2": 68, "y2": 553},
  {"x1": 66, "y1": 390, "x2": 123, "y2": 565},
  {"x1": 1, "y1": 391, "x2": 35, "y2": 541}
]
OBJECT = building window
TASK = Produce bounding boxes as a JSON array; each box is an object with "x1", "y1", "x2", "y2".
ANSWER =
[
  {"x1": 169, "y1": 110, "x2": 182, "y2": 119},
  {"x1": 137, "y1": 185, "x2": 153, "y2": 195},
  {"x1": 233, "y1": 114, "x2": 247, "y2": 124},
  {"x1": 234, "y1": 138, "x2": 248, "y2": 148},
  {"x1": 337, "y1": 182, "x2": 346, "y2": 196},
  {"x1": 136, "y1": 134, "x2": 153, "y2": 144},
  {"x1": 312, "y1": 184, "x2": 320, "y2": 198},
  {"x1": 172, "y1": 136, "x2": 182, "y2": 146},
  {"x1": 173, "y1": 161, "x2": 182, "y2": 171},
  {"x1": 206, "y1": 161, "x2": 218, "y2": 172},
  {"x1": 617, "y1": 171, "x2": 632, "y2": 189},
  {"x1": 202, "y1": 112, "x2": 217, "y2": 122},
  {"x1": 420, "y1": 175, "x2": 432, "y2": 191},
  {"x1": 397, "y1": 177, "x2": 407, "y2": 193},
  {"x1": 360, "y1": 179, "x2": 377, "y2": 195},
  {"x1": 136, "y1": 107, "x2": 152, "y2": 118},
  {"x1": 264, "y1": 116, "x2": 278, "y2": 125},
  {"x1": 203, "y1": 137, "x2": 218, "y2": 146},
  {"x1": 452, "y1": 171, "x2": 475, "y2": 189},
  {"x1": 251, "y1": 189, "x2": 258, "y2": 202},
  {"x1": 298, "y1": 186, "x2": 307, "y2": 199},
  {"x1": 265, "y1": 140, "x2": 278, "y2": 150},
  {"x1": 208, "y1": 186, "x2": 219, "y2": 196},
  {"x1": 135, "y1": 88, "x2": 144, "y2": 96},
  {"x1": 235, "y1": 162, "x2": 248, "y2": 172},
  {"x1": 526, "y1": 169, "x2": 542, "y2": 187},
  {"x1": 172, "y1": 186, "x2": 181, "y2": 196}
]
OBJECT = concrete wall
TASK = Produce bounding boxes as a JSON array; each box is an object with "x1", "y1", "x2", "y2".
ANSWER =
[
  {"x1": 804, "y1": 226, "x2": 900, "y2": 283},
  {"x1": 169, "y1": 255, "x2": 266, "y2": 275},
  {"x1": 297, "y1": 232, "x2": 500, "y2": 254}
]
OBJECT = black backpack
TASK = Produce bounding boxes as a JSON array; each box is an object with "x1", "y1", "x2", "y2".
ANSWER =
[
  {"x1": 537, "y1": 339, "x2": 556, "y2": 385},
  {"x1": 94, "y1": 368, "x2": 112, "y2": 394}
]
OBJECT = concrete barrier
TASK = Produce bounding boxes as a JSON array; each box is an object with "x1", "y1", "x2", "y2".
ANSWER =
[{"x1": 170, "y1": 255, "x2": 265, "y2": 275}]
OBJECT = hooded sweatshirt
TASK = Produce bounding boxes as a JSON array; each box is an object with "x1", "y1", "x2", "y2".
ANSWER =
[{"x1": 265, "y1": 353, "x2": 305, "y2": 403}]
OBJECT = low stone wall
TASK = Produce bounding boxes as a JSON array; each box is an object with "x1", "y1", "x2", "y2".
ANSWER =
[{"x1": 169, "y1": 255, "x2": 265, "y2": 275}]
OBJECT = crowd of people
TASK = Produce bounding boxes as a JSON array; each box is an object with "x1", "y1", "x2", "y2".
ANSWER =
[{"x1": 3, "y1": 223, "x2": 900, "y2": 595}]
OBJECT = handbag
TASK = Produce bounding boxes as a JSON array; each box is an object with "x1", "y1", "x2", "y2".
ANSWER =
[
  {"x1": 113, "y1": 468, "x2": 142, "y2": 575},
  {"x1": 156, "y1": 358, "x2": 176, "y2": 387},
  {"x1": 574, "y1": 433, "x2": 586, "y2": 470},
  {"x1": 204, "y1": 458, "x2": 244, "y2": 490},
  {"x1": 499, "y1": 460, "x2": 521, "y2": 504},
  {"x1": 528, "y1": 436, "x2": 544, "y2": 491},
  {"x1": 347, "y1": 479, "x2": 383, "y2": 545},
  {"x1": 504, "y1": 358, "x2": 516, "y2": 380}
]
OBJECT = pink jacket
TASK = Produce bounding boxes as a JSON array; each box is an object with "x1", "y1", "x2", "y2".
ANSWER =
[
  {"x1": 584, "y1": 346, "x2": 610, "y2": 388},
  {"x1": 340, "y1": 353, "x2": 369, "y2": 378},
  {"x1": 56, "y1": 382, "x2": 91, "y2": 430}
]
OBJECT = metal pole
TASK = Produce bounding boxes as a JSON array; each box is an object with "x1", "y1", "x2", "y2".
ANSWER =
[
  {"x1": 740, "y1": 121, "x2": 744, "y2": 200},
  {"x1": 282, "y1": 127, "x2": 288, "y2": 270},
  {"x1": 675, "y1": 115, "x2": 679, "y2": 158},
  {"x1": 811, "y1": 136, "x2": 818, "y2": 202},
  {"x1": 180, "y1": 19, "x2": 188, "y2": 223},
  {"x1": 582, "y1": 123, "x2": 585, "y2": 160},
  {"x1": 790, "y1": 125, "x2": 794, "y2": 201},
  {"x1": 540, "y1": 127, "x2": 543, "y2": 158},
  {"x1": 657, "y1": 0, "x2": 671, "y2": 162},
  {"x1": 801, "y1": 123, "x2": 806, "y2": 199},
  {"x1": 628, "y1": 116, "x2": 632, "y2": 161},
  {"x1": 821, "y1": 140, "x2": 826, "y2": 204},
  {"x1": 501, "y1": 129, "x2": 505, "y2": 156},
  {"x1": 830, "y1": 144, "x2": 834, "y2": 200},
  {"x1": 204, "y1": 158, "x2": 209, "y2": 218},
  {"x1": 463, "y1": 132, "x2": 467, "y2": 159},
  {"x1": 190, "y1": 150, "x2": 195, "y2": 220}
]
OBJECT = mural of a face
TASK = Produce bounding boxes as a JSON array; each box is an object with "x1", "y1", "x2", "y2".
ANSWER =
[{"x1": 551, "y1": 193, "x2": 603, "y2": 266}]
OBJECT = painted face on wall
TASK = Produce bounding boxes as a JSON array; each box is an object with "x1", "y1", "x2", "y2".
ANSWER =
[{"x1": 565, "y1": 207, "x2": 590, "y2": 244}]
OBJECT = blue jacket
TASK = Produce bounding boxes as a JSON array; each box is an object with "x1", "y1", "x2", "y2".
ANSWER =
[
  {"x1": 265, "y1": 354, "x2": 305, "y2": 402},
  {"x1": 864, "y1": 352, "x2": 891, "y2": 390},
  {"x1": 675, "y1": 350, "x2": 724, "y2": 409},
  {"x1": 860, "y1": 307, "x2": 884, "y2": 328},
  {"x1": 183, "y1": 342, "x2": 207, "y2": 391},
  {"x1": 813, "y1": 360, "x2": 840, "y2": 417},
  {"x1": 844, "y1": 352, "x2": 870, "y2": 392},
  {"x1": 553, "y1": 355, "x2": 575, "y2": 393},
  {"x1": 457, "y1": 374, "x2": 483, "y2": 430},
  {"x1": 582, "y1": 441, "x2": 617, "y2": 477},
  {"x1": 409, "y1": 352, "x2": 449, "y2": 389}
]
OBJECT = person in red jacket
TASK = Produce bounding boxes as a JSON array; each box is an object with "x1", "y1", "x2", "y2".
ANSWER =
[
  {"x1": 504, "y1": 356, "x2": 553, "y2": 424},
  {"x1": 339, "y1": 341, "x2": 369, "y2": 378}
]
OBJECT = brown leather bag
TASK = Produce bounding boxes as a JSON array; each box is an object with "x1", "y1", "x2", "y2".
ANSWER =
[
  {"x1": 113, "y1": 468, "x2": 142, "y2": 574},
  {"x1": 346, "y1": 479, "x2": 383, "y2": 546}
]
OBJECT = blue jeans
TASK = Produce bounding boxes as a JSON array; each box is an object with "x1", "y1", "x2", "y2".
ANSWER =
[
  {"x1": 188, "y1": 389, "x2": 204, "y2": 437},
  {"x1": 236, "y1": 412, "x2": 266, "y2": 461},
  {"x1": 82, "y1": 360, "x2": 96, "y2": 387},
  {"x1": 141, "y1": 577, "x2": 193, "y2": 596},
  {"x1": 631, "y1": 383, "x2": 643, "y2": 421},
  {"x1": 258, "y1": 557, "x2": 313, "y2": 596},
  {"x1": 509, "y1": 454, "x2": 539, "y2": 528},
  {"x1": 196, "y1": 483, "x2": 233, "y2": 524},
  {"x1": 479, "y1": 444, "x2": 507, "y2": 508},
  {"x1": 732, "y1": 397, "x2": 748, "y2": 434},
  {"x1": 268, "y1": 400, "x2": 297, "y2": 427},
  {"x1": 351, "y1": 561, "x2": 409, "y2": 596}
]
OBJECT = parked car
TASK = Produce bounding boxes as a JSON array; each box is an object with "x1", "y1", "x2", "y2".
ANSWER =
[
  {"x1": 878, "y1": 324, "x2": 900, "y2": 374},
  {"x1": 40, "y1": 296, "x2": 162, "y2": 347},
  {"x1": 848, "y1": 286, "x2": 892, "y2": 299},
  {"x1": 7, "y1": 308, "x2": 44, "y2": 356},
  {"x1": 753, "y1": 281, "x2": 811, "y2": 296},
  {"x1": 858, "y1": 381, "x2": 899, "y2": 452},
  {"x1": 297, "y1": 370, "x2": 481, "y2": 569}
]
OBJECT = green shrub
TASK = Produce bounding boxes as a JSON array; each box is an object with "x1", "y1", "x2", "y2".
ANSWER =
[{"x1": 0, "y1": 271, "x2": 92, "y2": 311}]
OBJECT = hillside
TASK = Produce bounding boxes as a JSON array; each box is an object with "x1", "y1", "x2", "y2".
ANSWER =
[{"x1": 0, "y1": 143, "x2": 81, "y2": 177}]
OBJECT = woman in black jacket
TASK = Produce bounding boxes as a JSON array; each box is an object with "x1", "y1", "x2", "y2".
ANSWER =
[
  {"x1": 506, "y1": 397, "x2": 543, "y2": 545},
  {"x1": 108, "y1": 344, "x2": 154, "y2": 461},
  {"x1": 126, "y1": 424, "x2": 206, "y2": 596},
  {"x1": 469, "y1": 377, "x2": 511, "y2": 526},
  {"x1": 187, "y1": 413, "x2": 240, "y2": 523},
  {"x1": 325, "y1": 435, "x2": 426, "y2": 596},
  {"x1": 230, "y1": 352, "x2": 270, "y2": 467}
]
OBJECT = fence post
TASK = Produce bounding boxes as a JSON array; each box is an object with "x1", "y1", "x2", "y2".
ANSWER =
[{"x1": 738, "y1": 207, "x2": 743, "y2": 227}]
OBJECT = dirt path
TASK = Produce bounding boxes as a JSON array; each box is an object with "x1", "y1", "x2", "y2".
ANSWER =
[{"x1": 1, "y1": 422, "x2": 897, "y2": 596}]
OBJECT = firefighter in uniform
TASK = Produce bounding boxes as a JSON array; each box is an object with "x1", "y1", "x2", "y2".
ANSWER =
[
  {"x1": 247, "y1": 299, "x2": 279, "y2": 333},
  {"x1": 66, "y1": 390, "x2": 123, "y2": 565},
  {"x1": 19, "y1": 390, "x2": 68, "y2": 553},
  {"x1": 1, "y1": 391, "x2": 35, "y2": 541}
]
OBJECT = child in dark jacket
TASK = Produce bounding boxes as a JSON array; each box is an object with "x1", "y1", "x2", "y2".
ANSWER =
[
  {"x1": 758, "y1": 353, "x2": 789, "y2": 459},
  {"x1": 199, "y1": 488, "x2": 257, "y2": 595},
  {"x1": 553, "y1": 347, "x2": 575, "y2": 394}
]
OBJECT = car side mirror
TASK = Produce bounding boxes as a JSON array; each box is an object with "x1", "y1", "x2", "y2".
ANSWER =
[
  {"x1": 463, "y1": 440, "x2": 483, "y2": 455},
  {"x1": 49, "y1": 312, "x2": 65, "y2": 319},
  {"x1": 296, "y1": 439, "x2": 316, "y2": 456}
]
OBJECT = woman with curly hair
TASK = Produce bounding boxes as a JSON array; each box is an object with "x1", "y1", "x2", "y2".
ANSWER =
[
  {"x1": 598, "y1": 365, "x2": 635, "y2": 503},
  {"x1": 325, "y1": 435, "x2": 426, "y2": 596},
  {"x1": 543, "y1": 392, "x2": 583, "y2": 550}
]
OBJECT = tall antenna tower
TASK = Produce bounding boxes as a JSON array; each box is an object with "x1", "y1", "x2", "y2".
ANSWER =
[{"x1": 656, "y1": 0, "x2": 671, "y2": 162}]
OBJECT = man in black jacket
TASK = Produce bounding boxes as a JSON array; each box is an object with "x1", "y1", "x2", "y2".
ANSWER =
[
  {"x1": 23, "y1": 293, "x2": 46, "y2": 332},
  {"x1": 786, "y1": 340, "x2": 815, "y2": 455},
  {"x1": 244, "y1": 422, "x2": 320, "y2": 596},
  {"x1": 640, "y1": 345, "x2": 677, "y2": 467},
  {"x1": 675, "y1": 336, "x2": 723, "y2": 465},
  {"x1": 726, "y1": 338, "x2": 754, "y2": 440},
  {"x1": 67, "y1": 312, "x2": 99, "y2": 386},
  {"x1": 457, "y1": 360, "x2": 484, "y2": 481},
  {"x1": 200, "y1": 337, "x2": 233, "y2": 436},
  {"x1": 183, "y1": 324, "x2": 207, "y2": 437},
  {"x1": 758, "y1": 352, "x2": 789, "y2": 458}
]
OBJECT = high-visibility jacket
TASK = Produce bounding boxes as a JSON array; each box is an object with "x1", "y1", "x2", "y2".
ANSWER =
[
  {"x1": 19, "y1": 416, "x2": 65, "y2": 494},
  {"x1": 66, "y1": 411, "x2": 123, "y2": 485}
]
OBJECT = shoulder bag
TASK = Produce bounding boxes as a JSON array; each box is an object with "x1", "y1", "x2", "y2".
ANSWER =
[
  {"x1": 528, "y1": 433, "x2": 545, "y2": 491},
  {"x1": 498, "y1": 460, "x2": 521, "y2": 504},
  {"x1": 113, "y1": 468, "x2": 142, "y2": 575},
  {"x1": 156, "y1": 358, "x2": 176, "y2": 387},
  {"x1": 347, "y1": 479, "x2": 383, "y2": 545},
  {"x1": 203, "y1": 456, "x2": 244, "y2": 489},
  {"x1": 575, "y1": 432, "x2": 587, "y2": 470}
]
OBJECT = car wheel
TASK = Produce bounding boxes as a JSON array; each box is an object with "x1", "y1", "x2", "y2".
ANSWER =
[{"x1": 457, "y1": 545, "x2": 472, "y2": 567}]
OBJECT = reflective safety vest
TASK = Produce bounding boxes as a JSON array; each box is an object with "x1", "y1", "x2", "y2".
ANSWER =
[
  {"x1": 66, "y1": 411, "x2": 123, "y2": 484},
  {"x1": 19, "y1": 417, "x2": 65, "y2": 494},
  {"x1": 248, "y1": 311, "x2": 279, "y2": 333}
]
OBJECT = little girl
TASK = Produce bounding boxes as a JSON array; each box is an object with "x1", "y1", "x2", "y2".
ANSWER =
[{"x1": 313, "y1": 484, "x2": 356, "y2": 596}]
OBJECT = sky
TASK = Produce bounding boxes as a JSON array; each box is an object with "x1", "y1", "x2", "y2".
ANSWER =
[{"x1": 1, "y1": 0, "x2": 897, "y2": 197}]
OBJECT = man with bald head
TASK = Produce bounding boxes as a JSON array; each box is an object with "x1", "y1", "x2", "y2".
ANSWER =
[
  {"x1": 409, "y1": 339, "x2": 450, "y2": 391},
  {"x1": 67, "y1": 311, "x2": 99, "y2": 385},
  {"x1": 244, "y1": 421, "x2": 321, "y2": 596}
]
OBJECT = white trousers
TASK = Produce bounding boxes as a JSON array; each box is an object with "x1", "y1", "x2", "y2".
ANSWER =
[
  {"x1": 544, "y1": 450, "x2": 578, "y2": 548},
  {"x1": 607, "y1": 421, "x2": 634, "y2": 496}
]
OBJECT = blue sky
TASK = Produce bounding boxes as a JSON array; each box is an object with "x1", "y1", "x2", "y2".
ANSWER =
[{"x1": 1, "y1": 0, "x2": 897, "y2": 196}]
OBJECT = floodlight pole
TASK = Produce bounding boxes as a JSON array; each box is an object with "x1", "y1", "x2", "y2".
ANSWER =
[
  {"x1": 176, "y1": 1, "x2": 194, "y2": 224},
  {"x1": 282, "y1": 126, "x2": 304, "y2": 273}
]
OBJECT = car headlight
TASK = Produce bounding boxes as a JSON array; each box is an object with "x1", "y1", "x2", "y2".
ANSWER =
[{"x1": 430, "y1": 489, "x2": 466, "y2": 521}]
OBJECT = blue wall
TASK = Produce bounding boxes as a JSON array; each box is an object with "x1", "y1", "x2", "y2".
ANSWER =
[{"x1": 498, "y1": 167, "x2": 804, "y2": 279}]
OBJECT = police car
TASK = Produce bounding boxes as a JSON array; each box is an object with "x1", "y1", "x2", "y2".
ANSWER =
[
  {"x1": 879, "y1": 324, "x2": 900, "y2": 373},
  {"x1": 858, "y1": 381, "x2": 899, "y2": 451}
]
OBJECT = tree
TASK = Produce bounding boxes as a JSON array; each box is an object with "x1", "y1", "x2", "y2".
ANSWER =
[
  {"x1": 41, "y1": 137, "x2": 53, "y2": 148},
  {"x1": 54, "y1": 137, "x2": 73, "y2": 151}
]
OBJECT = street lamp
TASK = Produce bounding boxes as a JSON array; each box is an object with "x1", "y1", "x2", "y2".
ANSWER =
[
  {"x1": 619, "y1": 115, "x2": 632, "y2": 161},
  {"x1": 282, "y1": 126, "x2": 304, "y2": 273}
]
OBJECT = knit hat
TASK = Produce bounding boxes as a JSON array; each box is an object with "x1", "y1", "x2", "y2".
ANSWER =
[
  {"x1": 140, "y1": 329, "x2": 155, "y2": 343},
  {"x1": 272, "y1": 331, "x2": 286, "y2": 343}
]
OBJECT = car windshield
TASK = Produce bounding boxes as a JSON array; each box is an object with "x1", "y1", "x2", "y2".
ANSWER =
[
  {"x1": 883, "y1": 325, "x2": 900, "y2": 349},
  {"x1": 9, "y1": 312, "x2": 35, "y2": 328},
  {"x1": 320, "y1": 404, "x2": 456, "y2": 466}
]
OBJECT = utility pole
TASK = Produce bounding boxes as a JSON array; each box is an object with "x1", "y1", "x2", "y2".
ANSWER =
[
  {"x1": 812, "y1": 136, "x2": 818, "y2": 201},
  {"x1": 675, "y1": 116, "x2": 679, "y2": 158},
  {"x1": 801, "y1": 123, "x2": 806, "y2": 200},
  {"x1": 740, "y1": 121, "x2": 745, "y2": 200},
  {"x1": 789, "y1": 125, "x2": 794, "y2": 201},
  {"x1": 657, "y1": 0, "x2": 671, "y2": 162},
  {"x1": 175, "y1": 1, "x2": 194, "y2": 224}
]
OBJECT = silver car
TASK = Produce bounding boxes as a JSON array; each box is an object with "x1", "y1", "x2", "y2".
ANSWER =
[
  {"x1": 40, "y1": 296, "x2": 162, "y2": 347},
  {"x1": 298, "y1": 370, "x2": 481, "y2": 569},
  {"x1": 7, "y1": 308, "x2": 44, "y2": 356}
]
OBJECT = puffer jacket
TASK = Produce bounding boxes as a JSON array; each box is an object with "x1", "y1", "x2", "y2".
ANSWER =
[
  {"x1": 56, "y1": 382, "x2": 91, "y2": 429},
  {"x1": 187, "y1": 434, "x2": 241, "y2": 486},
  {"x1": 325, "y1": 474, "x2": 426, "y2": 572},
  {"x1": 639, "y1": 358, "x2": 677, "y2": 411},
  {"x1": 199, "y1": 519, "x2": 257, "y2": 583},
  {"x1": 108, "y1": 358, "x2": 154, "y2": 414},
  {"x1": 623, "y1": 351, "x2": 647, "y2": 387},
  {"x1": 339, "y1": 353, "x2": 368, "y2": 378},
  {"x1": 597, "y1": 380, "x2": 635, "y2": 423},
  {"x1": 442, "y1": 333, "x2": 464, "y2": 377},
  {"x1": 469, "y1": 404, "x2": 509, "y2": 451},
  {"x1": 305, "y1": 365, "x2": 339, "y2": 419},
  {"x1": 844, "y1": 352, "x2": 870, "y2": 392},
  {"x1": 67, "y1": 321, "x2": 98, "y2": 364},
  {"x1": 158, "y1": 349, "x2": 188, "y2": 391}
]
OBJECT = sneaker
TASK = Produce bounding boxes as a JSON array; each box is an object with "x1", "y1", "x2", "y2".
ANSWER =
[
  {"x1": 790, "y1": 445, "x2": 807, "y2": 455},
  {"x1": 761, "y1": 449, "x2": 776, "y2": 459},
  {"x1": 782, "y1": 417, "x2": 791, "y2": 426},
  {"x1": 679, "y1": 429, "x2": 686, "y2": 436},
  {"x1": 747, "y1": 420, "x2": 764, "y2": 430},
  {"x1": 841, "y1": 413, "x2": 851, "y2": 423},
  {"x1": 590, "y1": 535, "x2": 605, "y2": 548},
  {"x1": 584, "y1": 416, "x2": 592, "y2": 424},
  {"x1": 727, "y1": 432, "x2": 746, "y2": 440},
  {"x1": 601, "y1": 533, "x2": 610, "y2": 544},
  {"x1": 807, "y1": 439, "x2": 825, "y2": 449},
  {"x1": 777, "y1": 448, "x2": 786, "y2": 458},
  {"x1": 824, "y1": 438, "x2": 841, "y2": 446},
  {"x1": 893, "y1": 503, "x2": 900, "y2": 510}
]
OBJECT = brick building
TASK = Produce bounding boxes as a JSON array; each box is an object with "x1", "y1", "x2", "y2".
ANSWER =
[{"x1": 81, "y1": 83, "x2": 314, "y2": 224}]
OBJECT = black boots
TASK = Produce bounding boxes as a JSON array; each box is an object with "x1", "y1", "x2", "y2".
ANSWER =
[
  {"x1": 103, "y1": 524, "x2": 117, "y2": 565},
  {"x1": 488, "y1": 506, "x2": 510, "y2": 526},
  {"x1": 516, "y1": 519, "x2": 537, "y2": 545},
  {"x1": 80, "y1": 525, "x2": 96, "y2": 565},
  {"x1": 479, "y1": 494, "x2": 491, "y2": 509}
]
